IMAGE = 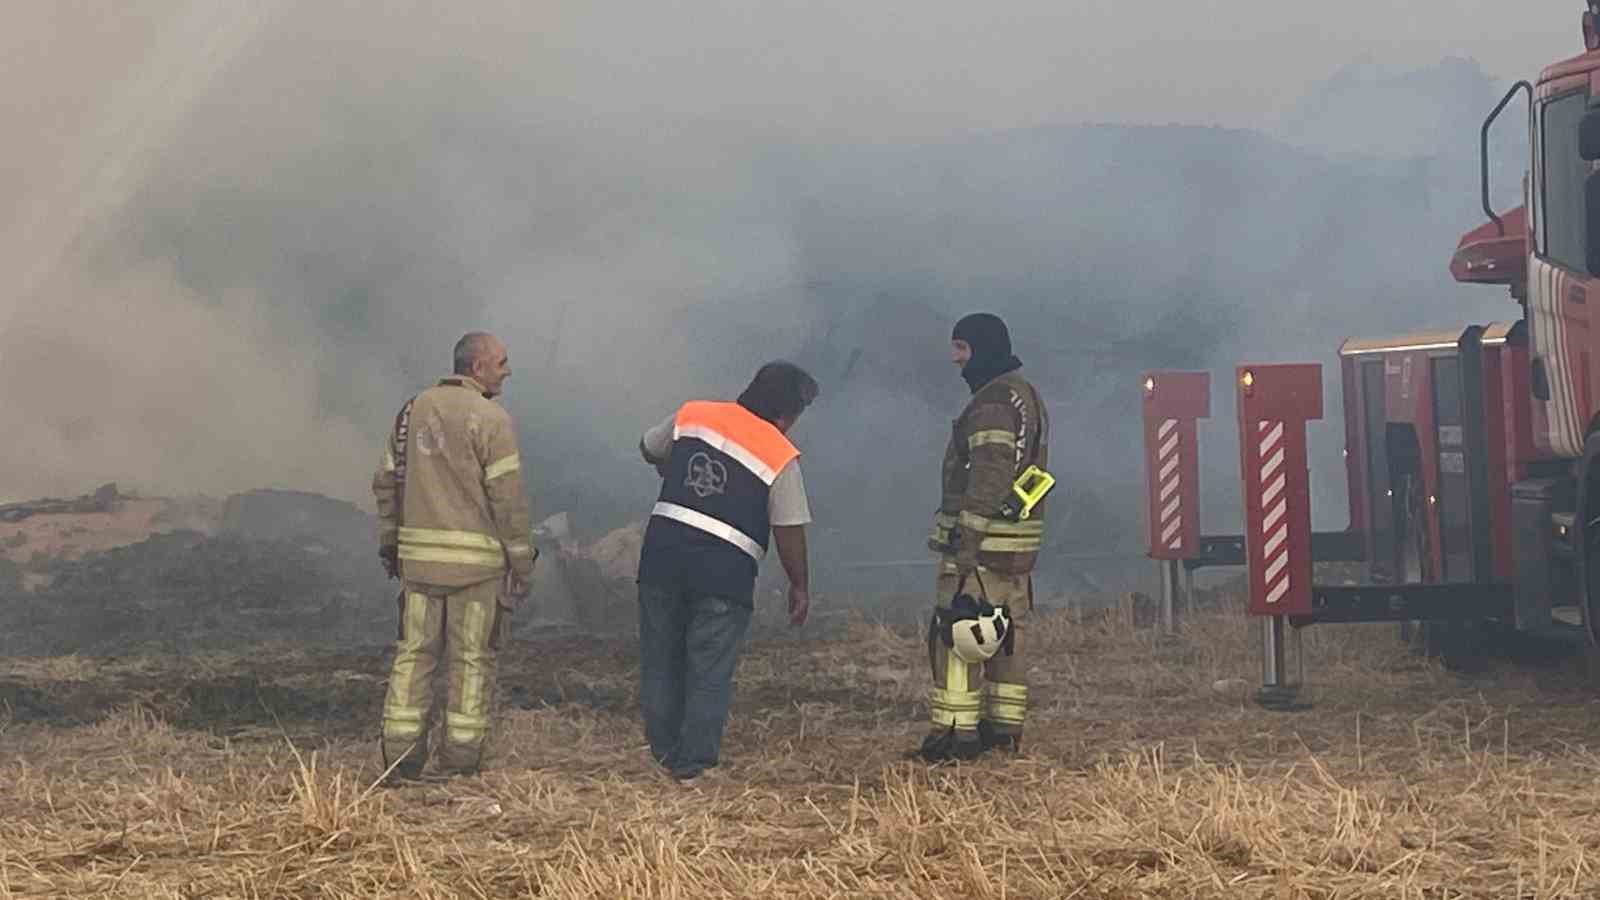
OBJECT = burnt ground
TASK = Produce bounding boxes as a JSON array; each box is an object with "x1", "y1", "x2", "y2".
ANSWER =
[{"x1": 0, "y1": 637, "x2": 638, "y2": 737}]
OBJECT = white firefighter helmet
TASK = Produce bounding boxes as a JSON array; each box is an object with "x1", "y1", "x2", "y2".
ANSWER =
[{"x1": 949, "y1": 603, "x2": 1012, "y2": 664}]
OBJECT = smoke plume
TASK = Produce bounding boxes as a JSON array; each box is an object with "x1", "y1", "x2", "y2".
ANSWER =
[{"x1": 1, "y1": 1, "x2": 1550, "y2": 596}]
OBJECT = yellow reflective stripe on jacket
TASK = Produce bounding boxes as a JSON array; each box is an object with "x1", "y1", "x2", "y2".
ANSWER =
[
  {"x1": 977, "y1": 535, "x2": 1042, "y2": 553},
  {"x1": 958, "y1": 510, "x2": 991, "y2": 532},
  {"x1": 484, "y1": 453, "x2": 520, "y2": 482},
  {"x1": 936, "y1": 511, "x2": 1043, "y2": 552},
  {"x1": 398, "y1": 526, "x2": 503, "y2": 552},
  {"x1": 967, "y1": 429, "x2": 1017, "y2": 451},
  {"x1": 958, "y1": 511, "x2": 1043, "y2": 536},
  {"x1": 382, "y1": 449, "x2": 397, "y2": 473},
  {"x1": 937, "y1": 511, "x2": 1043, "y2": 552},
  {"x1": 398, "y1": 545, "x2": 505, "y2": 567},
  {"x1": 398, "y1": 526, "x2": 505, "y2": 567}
]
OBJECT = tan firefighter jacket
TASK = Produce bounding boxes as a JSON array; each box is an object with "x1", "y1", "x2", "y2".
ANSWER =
[
  {"x1": 372, "y1": 375, "x2": 535, "y2": 588},
  {"x1": 928, "y1": 369, "x2": 1050, "y2": 575}
]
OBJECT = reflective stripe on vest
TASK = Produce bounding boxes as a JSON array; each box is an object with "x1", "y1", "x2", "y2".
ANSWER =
[
  {"x1": 653, "y1": 501, "x2": 764, "y2": 560},
  {"x1": 651, "y1": 401, "x2": 799, "y2": 560},
  {"x1": 673, "y1": 401, "x2": 799, "y2": 485}
]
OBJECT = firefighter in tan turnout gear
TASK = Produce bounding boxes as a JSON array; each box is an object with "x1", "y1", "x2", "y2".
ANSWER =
[
  {"x1": 372, "y1": 331, "x2": 535, "y2": 781},
  {"x1": 917, "y1": 312, "x2": 1051, "y2": 762}
]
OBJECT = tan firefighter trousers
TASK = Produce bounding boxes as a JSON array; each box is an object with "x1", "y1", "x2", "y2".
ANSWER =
[
  {"x1": 927, "y1": 563, "x2": 1032, "y2": 741},
  {"x1": 382, "y1": 577, "x2": 504, "y2": 775}
]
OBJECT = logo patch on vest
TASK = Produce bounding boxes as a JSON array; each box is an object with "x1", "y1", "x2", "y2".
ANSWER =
[
  {"x1": 684, "y1": 452, "x2": 728, "y2": 498},
  {"x1": 415, "y1": 411, "x2": 447, "y2": 456}
]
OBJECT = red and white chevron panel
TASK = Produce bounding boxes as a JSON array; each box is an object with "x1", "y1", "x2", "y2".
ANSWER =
[
  {"x1": 1235, "y1": 363, "x2": 1320, "y2": 618},
  {"x1": 1157, "y1": 419, "x2": 1184, "y2": 551},
  {"x1": 1257, "y1": 420, "x2": 1290, "y2": 606},
  {"x1": 1142, "y1": 371, "x2": 1208, "y2": 561}
]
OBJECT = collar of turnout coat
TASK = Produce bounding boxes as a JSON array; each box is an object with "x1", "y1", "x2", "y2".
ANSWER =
[
  {"x1": 961, "y1": 354, "x2": 1023, "y2": 394},
  {"x1": 439, "y1": 375, "x2": 491, "y2": 398}
]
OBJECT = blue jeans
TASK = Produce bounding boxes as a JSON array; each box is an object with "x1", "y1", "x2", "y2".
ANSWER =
[{"x1": 637, "y1": 582, "x2": 752, "y2": 778}]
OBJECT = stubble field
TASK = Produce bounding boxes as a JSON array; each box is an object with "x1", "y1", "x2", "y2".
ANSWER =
[{"x1": 4, "y1": 597, "x2": 1600, "y2": 898}]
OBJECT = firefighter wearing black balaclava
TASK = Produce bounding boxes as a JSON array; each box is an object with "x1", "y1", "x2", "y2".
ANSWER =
[{"x1": 916, "y1": 312, "x2": 1052, "y2": 762}]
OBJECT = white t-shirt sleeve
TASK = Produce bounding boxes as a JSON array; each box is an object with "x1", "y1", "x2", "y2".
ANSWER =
[
  {"x1": 641, "y1": 414, "x2": 676, "y2": 461},
  {"x1": 768, "y1": 459, "x2": 812, "y2": 526}
]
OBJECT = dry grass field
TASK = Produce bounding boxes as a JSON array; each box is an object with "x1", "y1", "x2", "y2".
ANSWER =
[{"x1": 4, "y1": 598, "x2": 1600, "y2": 898}]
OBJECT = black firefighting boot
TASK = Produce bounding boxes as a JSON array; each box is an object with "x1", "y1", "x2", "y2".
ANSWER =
[
  {"x1": 978, "y1": 720, "x2": 1022, "y2": 755},
  {"x1": 379, "y1": 739, "x2": 428, "y2": 786},
  {"x1": 910, "y1": 726, "x2": 985, "y2": 763}
]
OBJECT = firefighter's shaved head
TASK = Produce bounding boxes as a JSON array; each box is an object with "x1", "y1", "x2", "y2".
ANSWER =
[
  {"x1": 453, "y1": 331, "x2": 511, "y2": 397},
  {"x1": 453, "y1": 332, "x2": 495, "y2": 374}
]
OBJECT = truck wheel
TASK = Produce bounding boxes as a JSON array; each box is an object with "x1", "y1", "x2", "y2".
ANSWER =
[
  {"x1": 1432, "y1": 620, "x2": 1492, "y2": 673},
  {"x1": 1581, "y1": 432, "x2": 1600, "y2": 646}
]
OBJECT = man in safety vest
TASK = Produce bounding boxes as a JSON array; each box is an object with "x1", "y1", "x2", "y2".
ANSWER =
[
  {"x1": 636, "y1": 361, "x2": 818, "y2": 782},
  {"x1": 372, "y1": 331, "x2": 535, "y2": 781},
  {"x1": 917, "y1": 312, "x2": 1050, "y2": 762}
]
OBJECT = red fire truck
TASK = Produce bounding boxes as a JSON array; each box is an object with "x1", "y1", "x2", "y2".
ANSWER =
[{"x1": 1142, "y1": 3, "x2": 1600, "y2": 704}]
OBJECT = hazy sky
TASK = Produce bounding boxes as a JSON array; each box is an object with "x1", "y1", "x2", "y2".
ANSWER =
[
  {"x1": 2, "y1": 0, "x2": 1584, "y2": 329},
  {"x1": 0, "y1": 0, "x2": 1589, "y2": 513},
  {"x1": 516, "y1": 0, "x2": 1587, "y2": 138},
  {"x1": 2, "y1": 1, "x2": 1584, "y2": 278},
  {"x1": 2, "y1": 2, "x2": 1589, "y2": 145}
]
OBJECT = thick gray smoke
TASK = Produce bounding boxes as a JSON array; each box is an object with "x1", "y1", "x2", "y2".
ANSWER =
[{"x1": 0, "y1": 2, "x2": 1561, "y2": 596}]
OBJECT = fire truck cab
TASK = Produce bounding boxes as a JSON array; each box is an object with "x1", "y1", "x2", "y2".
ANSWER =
[
  {"x1": 1431, "y1": 5, "x2": 1600, "y2": 642},
  {"x1": 1138, "y1": 5, "x2": 1600, "y2": 702}
]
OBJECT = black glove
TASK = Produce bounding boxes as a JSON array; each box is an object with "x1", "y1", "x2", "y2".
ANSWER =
[{"x1": 379, "y1": 545, "x2": 400, "y2": 580}]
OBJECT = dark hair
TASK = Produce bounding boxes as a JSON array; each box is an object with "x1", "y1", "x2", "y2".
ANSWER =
[
  {"x1": 737, "y1": 361, "x2": 819, "y2": 424},
  {"x1": 453, "y1": 332, "x2": 495, "y2": 375}
]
